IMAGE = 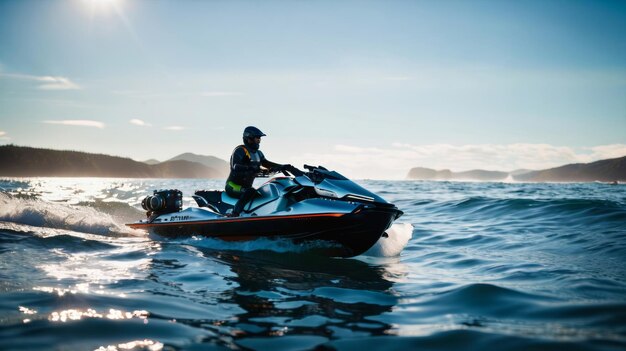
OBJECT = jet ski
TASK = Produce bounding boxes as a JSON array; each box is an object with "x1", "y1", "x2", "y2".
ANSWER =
[{"x1": 126, "y1": 165, "x2": 403, "y2": 257}]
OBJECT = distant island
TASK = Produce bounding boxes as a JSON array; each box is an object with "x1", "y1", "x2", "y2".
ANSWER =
[
  {"x1": 0, "y1": 145, "x2": 229, "y2": 179},
  {"x1": 164, "y1": 152, "x2": 229, "y2": 178},
  {"x1": 407, "y1": 155, "x2": 626, "y2": 183}
]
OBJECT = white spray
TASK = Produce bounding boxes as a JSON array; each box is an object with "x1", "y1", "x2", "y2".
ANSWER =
[
  {"x1": 363, "y1": 222, "x2": 414, "y2": 257},
  {"x1": 0, "y1": 193, "x2": 134, "y2": 236}
]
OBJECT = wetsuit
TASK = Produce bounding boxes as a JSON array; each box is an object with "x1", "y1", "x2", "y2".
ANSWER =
[{"x1": 225, "y1": 144, "x2": 280, "y2": 216}]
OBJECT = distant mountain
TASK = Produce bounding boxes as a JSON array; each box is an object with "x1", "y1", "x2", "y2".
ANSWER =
[
  {"x1": 407, "y1": 167, "x2": 451, "y2": 180},
  {"x1": 514, "y1": 156, "x2": 626, "y2": 182},
  {"x1": 0, "y1": 145, "x2": 224, "y2": 179},
  {"x1": 143, "y1": 159, "x2": 161, "y2": 165},
  {"x1": 407, "y1": 156, "x2": 626, "y2": 182},
  {"x1": 166, "y1": 152, "x2": 229, "y2": 178},
  {"x1": 455, "y1": 169, "x2": 510, "y2": 181},
  {"x1": 510, "y1": 169, "x2": 534, "y2": 176},
  {"x1": 407, "y1": 167, "x2": 508, "y2": 181}
]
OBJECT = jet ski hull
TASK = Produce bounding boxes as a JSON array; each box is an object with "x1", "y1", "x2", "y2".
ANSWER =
[{"x1": 127, "y1": 206, "x2": 401, "y2": 257}]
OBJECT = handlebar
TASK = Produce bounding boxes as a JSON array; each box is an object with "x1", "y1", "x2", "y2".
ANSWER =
[
  {"x1": 256, "y1": 165, "x2": 305, "y2": 178},
  {"x1": 284, "y1": 165, "x2": 304, "y2": 177},
  {"x1": 256, "y1": 164, "x2": 340, "y2": 185},
  {"x1": 304, "y1": 164, "x2": 328, "y2": 171},
  {"x1": 257, "y1": 164, "x2": 338, "y2": 179}
]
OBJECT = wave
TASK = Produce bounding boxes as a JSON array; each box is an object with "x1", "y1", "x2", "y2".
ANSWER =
[
  {"x1": 323, "y1": 329, "x2": 625, "y2": 351},
  {"x1": 430, "y1": 283, "x2": 556, "y2": 310},
  {"x1": 0, "y1": 227, "x2": 118, "y2": 255},
  {"x1": 0, "y1": 178, "x2": 32, "y2": 191},
  {"x1": 0, "y1": 192, "x2": 141, "y2": 236},
  {"x1": 382, "y1": 283, "x2": 626, "y2": 347},
  {"x1": 423, "y1": 196, "x2": 626, "y2": 226}
]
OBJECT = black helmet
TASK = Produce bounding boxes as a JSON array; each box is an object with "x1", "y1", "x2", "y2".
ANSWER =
[
  {"x1": 243, "y1": 126, "x2": 266, "y2": 139},
  {"x1": 243, "y1": 126, "x2": 265, "y2": 151}
]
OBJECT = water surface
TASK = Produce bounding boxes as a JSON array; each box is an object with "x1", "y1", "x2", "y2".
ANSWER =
[{"x1": 1, "y1": 178, "x2": 625, "y2": 350}]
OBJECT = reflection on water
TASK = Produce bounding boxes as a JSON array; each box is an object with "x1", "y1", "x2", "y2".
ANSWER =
[
  {"x1": 38, "y1": 245, "x2": 155, "y2": 285},
  {"x1": 95, "y1": 339, "x2": 164, "y2": 351},
  {"x1": 193, "y1": 249, "x2": 403, "y2": 346},
  {"x1": 48, "y1": 308, "x2": 149, "y2": 323},
  {"x1": 6, "y1": 228, "x2": 405, "y2": 349}
]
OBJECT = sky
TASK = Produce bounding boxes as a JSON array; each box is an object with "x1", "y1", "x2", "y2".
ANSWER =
[{"x1": 0, "y1": 0, "x2": 625, "y2": 179}]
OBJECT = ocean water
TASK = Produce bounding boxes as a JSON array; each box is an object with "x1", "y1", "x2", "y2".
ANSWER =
[{"x1": 0, "y1": 177, "x2": 625, "y2": 351}]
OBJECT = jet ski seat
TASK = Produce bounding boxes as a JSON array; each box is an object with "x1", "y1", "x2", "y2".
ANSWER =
[{"x1": 194, "y1": 190, "x2": 234, "y2": 214}]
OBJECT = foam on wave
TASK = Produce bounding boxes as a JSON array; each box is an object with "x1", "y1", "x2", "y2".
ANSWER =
[{"x1": 0, "y1": 192, "x2": 138, "y2": 236}]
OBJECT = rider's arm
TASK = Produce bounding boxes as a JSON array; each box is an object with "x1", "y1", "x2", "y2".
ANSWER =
[{"x1": 259, "y1": 151, "x2": 281, "y2": 170}]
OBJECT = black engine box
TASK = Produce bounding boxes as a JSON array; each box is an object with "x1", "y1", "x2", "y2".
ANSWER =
[{"x1": 141, "y1": 189, "x2": 183, "y2": 216}]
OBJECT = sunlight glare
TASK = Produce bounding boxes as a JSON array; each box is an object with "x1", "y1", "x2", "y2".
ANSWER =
[
  {"x1": 82, "y1": 0, "x2": 123, "y2": 15},
  {"x1": 85, "y1": 0, "x2": 120, "y2": 5}
]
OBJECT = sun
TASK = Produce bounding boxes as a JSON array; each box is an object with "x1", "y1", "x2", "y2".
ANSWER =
[
  {"x1": 80, "y1": 0, "x2": 138, "y2": 43},
  {"x1": 85, "y1": 0, "x2": 120, "y2": 4},
  {"x1": 82, "y1": 0, "x2": 123, "y2": 14}
]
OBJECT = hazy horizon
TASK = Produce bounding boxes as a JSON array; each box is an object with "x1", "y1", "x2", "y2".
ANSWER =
[
  {"x1": 3, "y1": 143, "x2": 625, "y2": 182},
  {"x1": 1, "y1": 0, "x2": 625, "y2": 179}
]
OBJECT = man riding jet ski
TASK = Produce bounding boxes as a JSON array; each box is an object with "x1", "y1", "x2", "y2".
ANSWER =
[
  {"x1": 127, "y1": 164, "x2": 404, "y2": 258},
  {"x1": 226, "y1": 126, "x2": 290, "y2": 217}
]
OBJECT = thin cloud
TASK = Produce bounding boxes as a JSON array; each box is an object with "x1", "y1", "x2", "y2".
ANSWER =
[
  {"x1": 163, "y1": 126, "x2": 185, "y2": 131},
  {"x1": 129, "y1": 119, "x2": 151, "y2": 127},
  {"x1": 37, "y1": 76, "x2": 81, "y2": 90},
  {"x1": 0, "y1": 130, "x2": 9, "y2": 141},
  {"x1": 1, "y1": 73, "x2": 81, "y2": 90},
  {"x1": 585, "y1": 144, "x2": 626, "y2": 161},
  {"x1": 43, "y1": 120, "x2": 105, "y2": 128}
]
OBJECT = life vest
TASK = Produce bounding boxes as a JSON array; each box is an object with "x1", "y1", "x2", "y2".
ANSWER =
[
  {"x1": 227, "y1": 145, "x2": 262, "y2": 188},
  {"x1": 242, "y1": 145, "x2": 261, "y2": 164},
  {"x1": 231, "y1": 145, "x2": 260, "y2": 170}
]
